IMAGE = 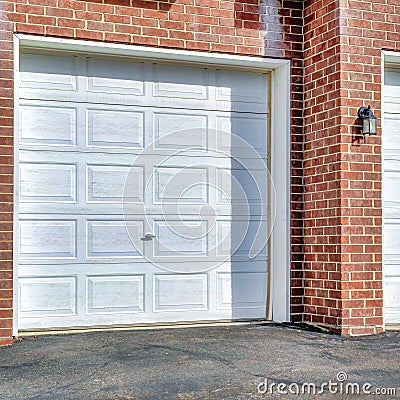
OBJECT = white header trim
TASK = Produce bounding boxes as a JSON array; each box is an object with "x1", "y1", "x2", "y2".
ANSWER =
[
  {"x1": 383, "y1": 50, "x2": 400, "y2": 65},
  {"x1": 16, "y1": 34, "x2": 289, "y2": 71}
]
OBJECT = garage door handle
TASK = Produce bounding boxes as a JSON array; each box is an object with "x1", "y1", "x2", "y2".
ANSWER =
[{"x1": 141, "y1": 233, "x2": 156, "y2": 241}]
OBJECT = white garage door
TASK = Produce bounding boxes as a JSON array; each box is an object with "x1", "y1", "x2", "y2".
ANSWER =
[
  {"x1": 17, "y1": 51, "x2": 270, "y2": 330},
  {"x1": 384, "y1": 67, "x2": 400, "y2": 324}
]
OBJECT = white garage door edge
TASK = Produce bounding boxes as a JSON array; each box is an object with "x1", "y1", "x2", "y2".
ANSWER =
[
  {"x1": 383, "y1": 50, "x2": 400, "y2": 329},
  {"x1": 12, "y1": 34, "x2": 291, "y2": 335}
]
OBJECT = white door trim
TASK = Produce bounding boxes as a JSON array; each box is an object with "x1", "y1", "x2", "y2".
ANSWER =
[
  {"x1": 269, "y1": 61, "x2": 291, "y2": 322},
  {"x1": 12, "y1": 34, "x2": 21, "y2": 337},
  {"x1": 12, "y1": 34, "x2": 291, "y2": 334}
]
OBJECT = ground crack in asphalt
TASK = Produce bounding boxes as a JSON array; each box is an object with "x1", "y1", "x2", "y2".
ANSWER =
[
  {"x1": 119, "y1": 341, "x2": 236, "y2": 369},
  {"x1": 119, "y1": 340, "x2": 269, "y2": 382},
  {"x1": 19, "y1": 360, "x2": 113, "y2": 400}
]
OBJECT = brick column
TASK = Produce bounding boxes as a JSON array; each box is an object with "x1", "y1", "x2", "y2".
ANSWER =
[
  {"x1": 333, "y1": 0, "x2": 400, "y2": 335},
  {"x1": 303, "y1": 0, "x2": 389, "y2": 335},
  {"x1": 0, "y1": 0, "x2": 14, "y2": 346}
]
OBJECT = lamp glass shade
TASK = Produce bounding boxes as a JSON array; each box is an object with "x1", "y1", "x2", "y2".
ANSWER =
[
  {"x1": 369, "y1": 117, "x2": 377, "y2": 135},
  {"x1": 362, "y1": 118, "x2": 370, "y2": 135},
  {"x1": 362, "y1": 115, "x2": 377, "y2": 135}
]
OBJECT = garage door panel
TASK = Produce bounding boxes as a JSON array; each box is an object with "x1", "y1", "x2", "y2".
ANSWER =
[
  {"x1": 20, "y1": 162, "x2": 77, "y2": 203},
  {"x1": 153, "y1": 112, "x2": 208, "y2": 150},
  {"x1": 20, "y1": 52, "x2": 78, "y2": 91},
  {"x1": 383, "y1": 116, "x2": 400, "y2": 151},
  {"x1": 384, "y1": 69, "x2": 400, "y2": 103},
  {"x1": 216, "y1": 69, "x2": 268, "y2": 104},
  {"x1": 153, "y1": 219, "x2": 209, "y2": 256},
  {"x1": 216, "y1": 167, "x2": 267, "y2": 205},
  {"x1": 87, "y1": 57, "x2": 145, "y2": 95},
  {"x1": 385, "y1": 69, "x2": 400, "y2": 86},
  {"x1": 217, "y1": 114, "x2": 268, "y2": 157},
  {"x1": 153, "y1": 63, "x2": 209, "y2": 100},
  {"x1": 19, "y1": 276, "x2": 77, "y2": 317},
  {"x1": 384, "y1": 207, "x2": 400, "y2": 221},
  {"x1": 153, "y1": 274, "x2": 208, "y2": 312},
  {"x1": 154, "y1": 166, "x2": 209, "y2": 204},
  {"x1": 383, "y1": 161, "x2": 400, "y2": 220},
  {"x1": 87, "y1": 275, "x2": 145, "y2": 314},
  {"x1": 383, "y1": 169, "x2": 400, "y2": 217},
  {"x1": 87, "y1": 220, "x2": 143, "y2": 258},
  {"x1": 383, "y1": 158, "x2": 400, "y2": 173},
  {"x1": 216, "y1": 272, "x2": 267, "y2": 311},
  {"x1": 384, "y1": 277, "x2": 400, "y2": 324},
  {"x1": 19, "y1": 104, "x2": 77, "y2": 146},
  {"x1": 87, "y1": 164, "x2": 143, "y2": 203},
  {"x1": 216, "y1": 219, "x2": 268, "y2": 260},
  {"x1": 384, "y1": 262, "x2": 400, "y2": 277},
  {"x1": 19, "y1": 220, "x2": 77, "y2": 259},
  {"x1": 87, "y1": 108, "x2": 145, "y2": 149},
  {"x1": 384, "y1": 223, "x2": 400, "y2": 260}
]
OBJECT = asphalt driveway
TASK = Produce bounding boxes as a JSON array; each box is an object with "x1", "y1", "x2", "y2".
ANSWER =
[{"x1": 0, "y1": 323, "x2": 399, "y2": 399}]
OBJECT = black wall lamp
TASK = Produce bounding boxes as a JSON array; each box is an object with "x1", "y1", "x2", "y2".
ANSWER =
[{"x1": 358, "y1": 105, "x2": 377, "y2": 136}]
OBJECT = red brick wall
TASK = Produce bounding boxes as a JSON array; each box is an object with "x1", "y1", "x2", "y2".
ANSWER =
[
  {"x1": 303, "y1": 0, "x2": 344, "y2": 335},
  {"x1": 303, "y1": 0, "x2": 400, "y2": 335},
  {"x1": 0, "y1": 0, "x2": 303, "y2": 344},
  {"x1": 2, "y1": 0, "x2": 396, "y2": 341}
]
